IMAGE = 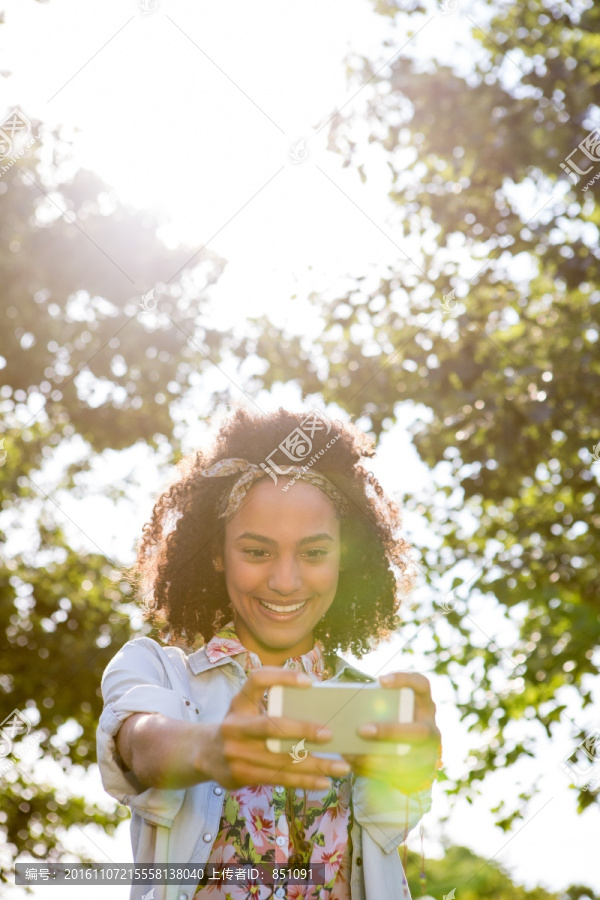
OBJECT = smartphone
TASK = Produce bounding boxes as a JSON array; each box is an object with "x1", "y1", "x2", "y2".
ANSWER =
[{"x1": 266, "y1": 683, "x2": 414, "y2": 757}]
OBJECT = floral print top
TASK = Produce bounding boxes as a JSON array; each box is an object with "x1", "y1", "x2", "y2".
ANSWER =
[{"x1": 193, "y1": 622, "x2": 353, "y2": 900}]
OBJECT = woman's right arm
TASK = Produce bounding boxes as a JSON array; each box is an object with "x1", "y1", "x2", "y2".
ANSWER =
[
  {"x1": 113, "y1": 667, "x2": 349, "y2": 792},
  {"x1": 115, "y1": 713, "x2": 219, "y2": 790}
]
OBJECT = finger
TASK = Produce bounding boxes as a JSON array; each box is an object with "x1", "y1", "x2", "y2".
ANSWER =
[
  {"x1": 231, "y1": 668, "x2": 312, "y2": 716},
  {"x1": 222, "y1": 714, "x2": 333, "y2": 744},
  {"x1": 225, "y1": 739, "x2": 350, "y2": 780},
  {"x1": 379, "y1": 673, "x2": 437, "y2": 723},
  {"x1": 379, "y1": 672, "x2": 433, "y2": 698},
  {"x1": 341, "y1": 754, "x2": 396, "y2": 782},
  {"x1": 357, "y1": 721, "x2": 437, "y2": 742},
  {"x1": 234, "y1": 760, "x2": 334, "y2": 792},
  {"x1": 378, "y1": 673, "x2": 436, "y2": 711},
  {"x1": 342, "y1": 747, "x2": 435, "y2": 780}
]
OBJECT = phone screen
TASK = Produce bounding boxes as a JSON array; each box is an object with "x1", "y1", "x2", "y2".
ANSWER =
[{"x1": 266, "y1": 684, "x2": 414, "y2": 757}]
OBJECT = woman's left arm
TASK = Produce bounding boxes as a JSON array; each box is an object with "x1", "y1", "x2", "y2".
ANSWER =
[
  {"x1": 342, "y1": 672, "x2": 441, "y2": 852},
  {"x1": 342, "y1": 672, "x2": 441, "y2": 794}
]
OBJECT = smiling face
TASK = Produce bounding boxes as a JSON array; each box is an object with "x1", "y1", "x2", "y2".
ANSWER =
[{"x1": 214, "y1": 479, "x2": 342, "y2": 666}]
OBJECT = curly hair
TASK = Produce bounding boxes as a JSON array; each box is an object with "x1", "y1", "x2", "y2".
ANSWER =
[{"x1": 127, "y1": 405, "x2": 416, "y2": 660}]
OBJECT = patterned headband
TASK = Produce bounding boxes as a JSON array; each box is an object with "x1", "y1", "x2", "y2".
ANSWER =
[{"x1": 200, "y1": 457, "x2": 349, "y2": 520}]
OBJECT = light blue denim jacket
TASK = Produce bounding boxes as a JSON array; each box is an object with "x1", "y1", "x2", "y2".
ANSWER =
[{"x1": 97, "y1": 637, "x2": 431, "y2": 900}]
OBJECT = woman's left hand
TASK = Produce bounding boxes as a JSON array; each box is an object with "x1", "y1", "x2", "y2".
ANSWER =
[{"x1": 341, "y1": 672, "x2": 441, "y2": 794}]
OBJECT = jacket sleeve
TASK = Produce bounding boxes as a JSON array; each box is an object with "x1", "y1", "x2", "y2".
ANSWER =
[
  {"x1": 351, "y1": 775, "x2": 432, "y2": 854},
  {"x1": 95, "y1": 638, "x2": 191, "y2": 826}
]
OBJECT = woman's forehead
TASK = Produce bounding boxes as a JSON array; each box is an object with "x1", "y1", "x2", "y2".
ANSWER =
[{"x1": 226, "y1": 478, "x2": 340, "y2": 530}]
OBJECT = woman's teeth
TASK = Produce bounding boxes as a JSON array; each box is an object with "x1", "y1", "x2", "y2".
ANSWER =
[{"x1": 258, "y1": 599, "x2": 308, "y2": 614}]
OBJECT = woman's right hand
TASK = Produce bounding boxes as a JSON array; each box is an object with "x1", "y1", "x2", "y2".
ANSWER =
[{"x1": 200, "y1": 667, "x2": 351, "y2": 791}]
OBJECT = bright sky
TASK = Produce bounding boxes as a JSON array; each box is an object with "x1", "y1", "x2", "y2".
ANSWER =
[{"x1": 3, "y1": 0, "x2": 599, "y2": 896}]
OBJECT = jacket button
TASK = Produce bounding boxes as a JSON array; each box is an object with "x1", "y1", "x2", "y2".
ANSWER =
[
  {"x1": 356, "y1": 856, "x2": 362, "y2": 866},
  {"x1": 274, "y1": 785, "x2": 284, "y2": 793},
  {"x1": 179, "y1": 895, "x2": 188, "y2": 900},
  {"x1": 276, "y1": 835, "x2": 287, "y2": 847},
  {"x1": 275, "y1": 889, "x2": 286, "y2": 898},
  {"x1": 213, "y1": 786, "x2": 223, "y2": 795},
  {"x1": 203, "y1": 833, "x2": 212, "y2": 842}
]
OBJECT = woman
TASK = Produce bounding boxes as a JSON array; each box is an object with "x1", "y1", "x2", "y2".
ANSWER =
[{"x1": 97, "y1": 407, "x2": 441, "y2": 900}]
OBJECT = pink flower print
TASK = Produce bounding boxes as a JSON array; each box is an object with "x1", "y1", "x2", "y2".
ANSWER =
[
  {"x1": 311, "y1": 826, "x2": 347, "y2": 884},
  {"x1": 201, "y1": 843, "x2": 238, "y2": 896},
  {"x1": 288, "y1": 884, "x2": 311, "y2": 900},
  {"x1": 305, "y1": 651, "x2": 326, "y2": 680},
  {"x1": 246, "y1": 800, "x2": 275, "y2": 854},
  {"x1": 206, "y1": 842, "x2": 237, "y2": 867},
  {"x1": 320, "y1": 779, "x2": 351, "y2": 833},
  {"x1": 244, "y1": 649, "x2": 263, "y2": 672},
  {"x1": 206, "y1": 636, "x2": 244, "y2": 662},
  {"x1": 334, "y1": 841, "x2": 352, "y2": 891},
  {"x1": 287, "y1": 645, "x2": 325, "y2": 681},
  {"x1": 276, "y1": 812, "x2": 289, "y2": 835},
  {"x1": 240, "y1": 782, "x2": 274, "y2": 802}
]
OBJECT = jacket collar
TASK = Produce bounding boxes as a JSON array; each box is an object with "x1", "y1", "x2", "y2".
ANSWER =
[
  {"x1": 202, "y1": 620, "x2": 328, "y2": 678},
  {"x1": 186, "y1": 620, "x2": 375, "y2": 683}
]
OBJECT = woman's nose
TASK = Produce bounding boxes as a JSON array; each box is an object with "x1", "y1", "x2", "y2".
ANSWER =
[{"x1": 267, "y1": 557, "x2": 303, "y2": 595}]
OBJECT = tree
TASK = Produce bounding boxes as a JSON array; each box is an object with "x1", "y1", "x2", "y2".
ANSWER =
[
  {"x1": 0, "y1": 127, "x2": 228, "y2": 880},
  {"x1": 404, "y1": 843, "x2": 599, "y2": 900},
  {"x1": 228, "y1": 0, "x2": 600, "y2": 826}
]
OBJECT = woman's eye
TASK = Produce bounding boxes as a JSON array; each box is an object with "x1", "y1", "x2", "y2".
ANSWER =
[{"x1": 242, "y1": 548, "x2": 329, "y2": 560}]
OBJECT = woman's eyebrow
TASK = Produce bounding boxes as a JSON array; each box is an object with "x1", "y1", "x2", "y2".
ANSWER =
[{"x1": 235, "y1": 531, "x2": 334, "y2": 546}]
